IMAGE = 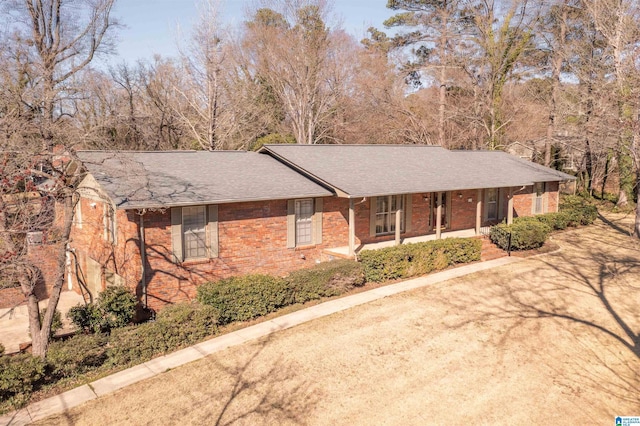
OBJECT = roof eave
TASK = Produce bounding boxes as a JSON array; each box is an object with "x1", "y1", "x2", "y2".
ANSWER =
[{"x1": 118, "y1": 192, "x2": 333, "y2": 211}]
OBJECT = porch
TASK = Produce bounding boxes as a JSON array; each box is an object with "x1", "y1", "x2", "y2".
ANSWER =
[
  {"x1": 324, "y1": 227, "x2": 484, "y2": 259},
  {"x1": 335, "y1": 189, "x2": 512, "y2": 259}
]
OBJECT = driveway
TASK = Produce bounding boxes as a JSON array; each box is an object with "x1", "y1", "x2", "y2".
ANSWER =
[{"x1": 37, "y1": 213, "x2": 640, "y2": 425}]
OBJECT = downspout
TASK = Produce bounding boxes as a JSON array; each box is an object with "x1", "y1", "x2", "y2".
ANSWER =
[
  {"x1": 138, "y1": 210, "x2": 147, "y2": 309},
  {"x1": 513, "y1": 185, "x2": 527, "y2": 194}
]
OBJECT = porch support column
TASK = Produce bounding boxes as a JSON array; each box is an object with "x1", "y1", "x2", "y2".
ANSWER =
[
  {"x1": 395, "y1": 209, "x2": 402, "y2": 246},
  {"x1": 475, "y1": 189, "x2": 482, "y2": 235},
  {"x1": 436, "y1": 192, "x2": 443, "y2": 239},
  {"x1": 507, "y1": 188, "x2": 514, "y2": 225},
  {"x1": 348, "y1": 198, "x2": 355, "y2": 257}
]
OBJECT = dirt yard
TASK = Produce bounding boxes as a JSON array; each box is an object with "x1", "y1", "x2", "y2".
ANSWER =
[{"x1": 38, "y1": 212, "x2": 640, "y2": 425}]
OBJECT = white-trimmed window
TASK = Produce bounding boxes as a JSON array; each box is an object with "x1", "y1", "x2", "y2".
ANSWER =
[
  {"x1": 534, "y1": 183, "x2": 545, "y2": 214},
  {"x1": 170, "y1": 205, "x2": 218, "y2": 263},
  {"x1": 295, "y1": 199, "x2": 314, "y2": 246},
  {"x1": 182, "y1": 206, "x2": 207, "y2": 260},
  {"x1": 375, "y1": 195, "x2": 405, "y2": 235},
  {"x1": 287, "y1": 198, "x2": 323, "y2": 248}
]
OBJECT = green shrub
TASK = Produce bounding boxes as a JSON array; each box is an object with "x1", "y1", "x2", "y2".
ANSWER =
[
  {"x1": 67, "y1": 303, "x2": 100, "y2": 333},
  {"x1": 358, "y1": 245, "x2": 411, "y2": 282},
  {"x1": 46, "y1": 334, "x2": 108, "y2": 379},
  {"x1": 286, "y1": 260, "x2": 365, "y2": 303},
  {"x1": 0, "y1": 353, "x2": 46, "y2": 407},
  {"x1": 99, "y1": 286, "x2": 137, "y2": 329},
  {"x1": 197, "y1": 275, "x2": 292, "y2": 325},
  {"x1": 490, "y1": 220, "x2": 552, "y2": 251},
  {"x1": 68, "y1": 286, "x2": 136, "y2": 333},
  {"x1": 0, "y1": 344, "x2": 4, "y2": 357},
  {"x1": 560, "y1": 195, "x2": 598, "y2": 226},
  {"x1": 529, "y1": 212, "x2": 570, "y2": 230},
  {"x1": 107, "y1": 303, "x2": 219, "y2": 367},
  {"x1": 358, "y1": 238, "x2": 482, "y2": 282}
]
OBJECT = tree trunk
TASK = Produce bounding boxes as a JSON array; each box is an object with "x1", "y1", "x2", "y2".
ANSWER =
[
  {"x1": 617, "y1": 141, "x2": 634, "y2": 207},
  {"x1": 30, "y1": 192, "x2": 74, "y2": 359},
  {"x1": 635, "y1": 175, "x2": 640, "y2": 237},
  {"x1": 27, "y1": 291, "x2": 46, "y2": 357},
  {"x1": 585, "y1": 139, "x2": 594, "y2": 195},
  {"x1": 546, "y1": 5, "x2": 568, "y2": 168},
  {"x1": 438, "y1": 12, "x2": 448, "y2": 148}
]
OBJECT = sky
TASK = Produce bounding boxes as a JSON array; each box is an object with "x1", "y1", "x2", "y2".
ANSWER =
[{"x1": 109, "y1": 0, "x2": 394, "y2": 65}]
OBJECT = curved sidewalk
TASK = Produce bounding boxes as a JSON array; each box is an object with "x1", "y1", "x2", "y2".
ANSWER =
[{"x1": 1, "y1": 256, "x2": 521, "y2": 426}]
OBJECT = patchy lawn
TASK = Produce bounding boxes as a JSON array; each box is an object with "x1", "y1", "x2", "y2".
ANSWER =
[{"x1": 37, "y1": 213, "x2": 640, "y2": 425}]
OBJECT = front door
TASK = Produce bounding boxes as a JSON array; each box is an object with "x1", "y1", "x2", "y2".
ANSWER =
[{"x1": 432, "y1": 192, "x2": 448, "y2": 230}]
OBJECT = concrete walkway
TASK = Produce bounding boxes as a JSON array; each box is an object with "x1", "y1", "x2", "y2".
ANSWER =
[
  {"x1": 0, "y1": 256, "x2": 521, "y2": 426},
  {"x1": 0, "y1": 291, "x2": 85, "y2": 354}
]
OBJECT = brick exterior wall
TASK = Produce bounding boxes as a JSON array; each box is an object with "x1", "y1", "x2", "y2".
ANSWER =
[
  {"x1": 68, "y1": 197, "x2": 142, "y2": 303},
  {"x1": 450, "y1": 190, "x2": 479, "y2": 230},
  {"x1": 69, "y1": 185, "x2": 561, "y2": 311},
  {"x1": 512, "y1": 183, "x2": 559, "y2": 218},
  {"x1": 0, "y1": 287, "x2": 26, "y2": 309},
  {"x1": 0, "y1": 235, "x2": 66, "y2": 309}
]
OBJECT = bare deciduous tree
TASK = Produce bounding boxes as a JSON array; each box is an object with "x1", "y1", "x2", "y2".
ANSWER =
[{"x1": 0, "y1": 0, "x2": 118, "y2": 358}]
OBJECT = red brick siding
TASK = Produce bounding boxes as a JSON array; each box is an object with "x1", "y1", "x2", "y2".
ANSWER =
[
  {"x1": 69, "y1": 197, "x2": 142, "y2": 302},
  {"x1": 69, "y1": 184, "x2": 562, "y2": 311},
  {"x1": 512, "y1": 186, "x2": 534, "y2": 218},
  {"x1": 546, "y1": 182, "x2": 560, "y2": 212},
  {"x1": 449, "y1": 190, "x2": 479, "y2": 230},
  {"x1": 0, "y1": 239, "x2": 65, "y2": 309},
  {"x1": 0, "y1": 287, "x2": 26, "y2": 309},
  {"x1": 27, "y1": 243, "x2": 64, "y2": 300},
  {"x1": 512, "y1": 184, "x2": 559, "y2": 217}
]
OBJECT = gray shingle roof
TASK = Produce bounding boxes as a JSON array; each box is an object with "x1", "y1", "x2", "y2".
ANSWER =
[
  {"x1": 77, "y1": 151, "x2": 332, "y2": 209},
  {"x1": 261, "y1": 145, "x2": 575, "y2": 198}
]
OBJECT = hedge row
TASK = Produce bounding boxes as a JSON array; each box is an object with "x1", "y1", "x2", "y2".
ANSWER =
[
  {"x1": 0, "y1": 302, "x2": 220, "y2": 412},
  {"x1": 357, "y1": 238, "x2": 482, "y2": 282},
  {"x1": 196, "y1": 259, "x2": 365, "y2": 325},
  {"x1": 490, "y1": 196, "x2": 598, "y2": 251},
  {"x1": 0, "y1": 260, "x2": 367, "y2": 412}
]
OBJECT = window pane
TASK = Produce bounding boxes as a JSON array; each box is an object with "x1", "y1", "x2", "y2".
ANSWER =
[
  {"x1": 375, "y1": 195, "x2": 405, "y2": 235},
  {"x1": 295, "y1": 199, "x2": 313, "y2": 245},
  {"x1": 488, "y1": 202, "x2": 497, "y2": 219},
  {"x1": 183, "y1": 206, "x2": 207, "y2": 259}
]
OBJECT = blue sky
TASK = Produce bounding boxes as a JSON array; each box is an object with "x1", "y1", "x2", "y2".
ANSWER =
[{"x1": 109, "y1": 0, "x2": 393, "y2": 65}]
